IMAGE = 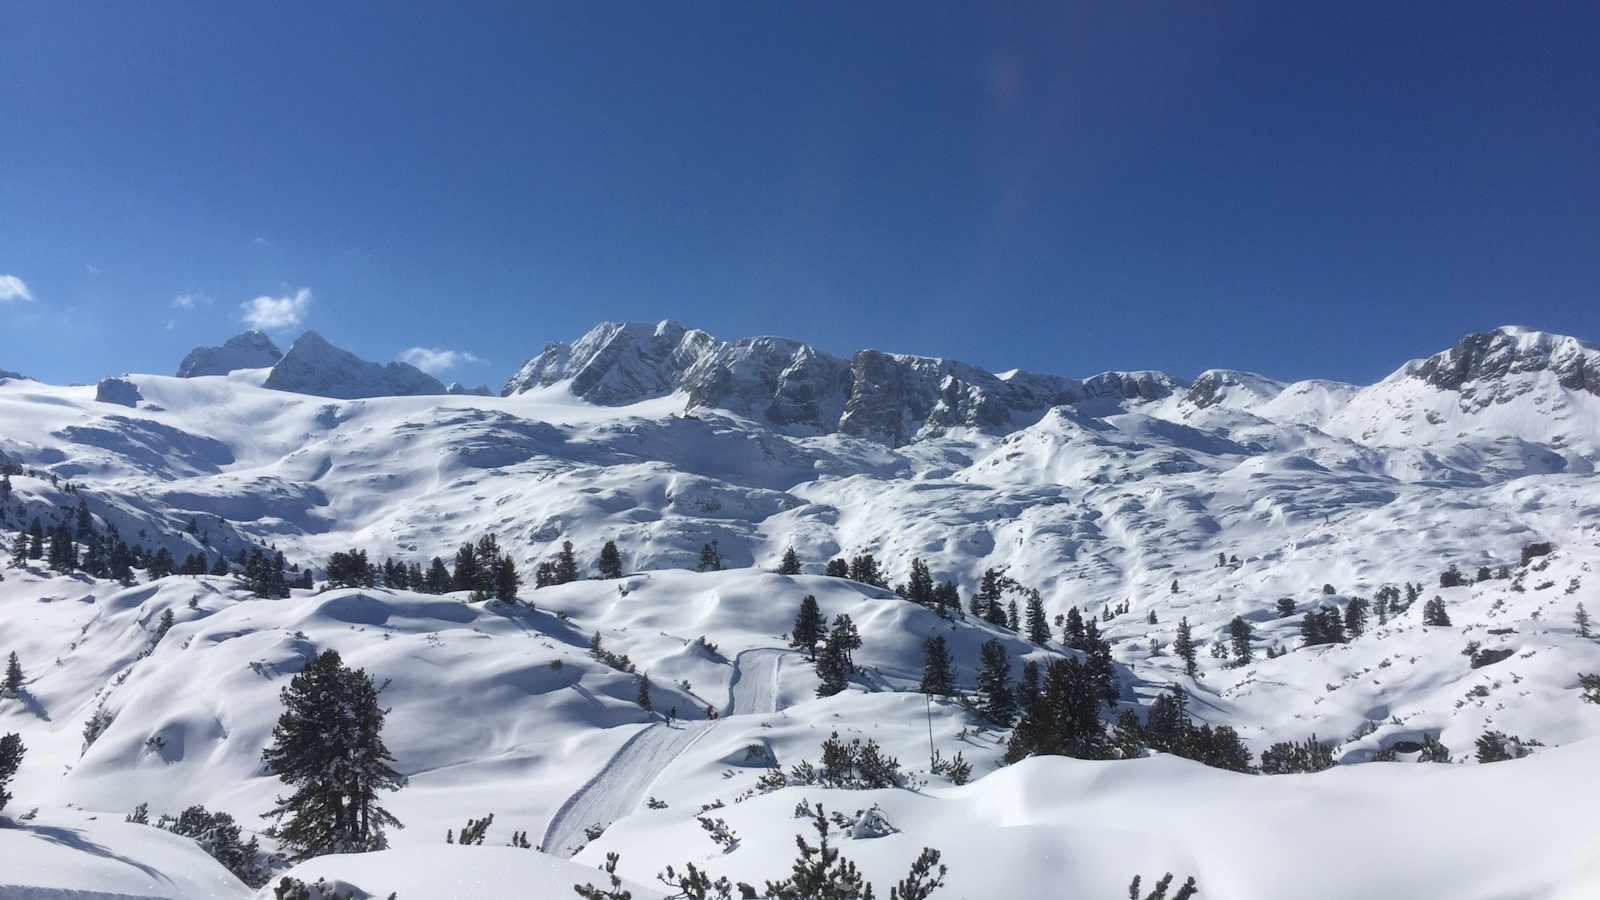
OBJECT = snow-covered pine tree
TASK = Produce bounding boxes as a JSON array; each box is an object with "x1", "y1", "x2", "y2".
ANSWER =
[
  {"x1": 637, "y1": 674, "x2": 653, "y2": 712},
  {"x1": 3, "y1": 651, "x2": 22, "y2": 695},
  {"x1": 1228, "y1": 615, "x2": 1253, "y2": 664},
  {"x1": 777, "y1": 546, "x2": 801, "y2": 576},
  {"x1": 1174, "y1": 617, "x2": 1197, "y2": 677},
  {"x1": 1423, "y1": 596, "x2": 1452, "y2": 626},
  {"x1": 554, "y1": 540, "x2": 580, "y2": 583},
  {"x1": 0, "y1": 731, "x2": 24, "y2": 814},
  {"x1": 261, "y1": 649, "x2": 405, "y2": 859}
]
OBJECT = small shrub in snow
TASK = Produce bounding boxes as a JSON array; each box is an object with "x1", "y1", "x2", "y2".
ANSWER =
[
  {"x1": 1475, "y1": 730, "x2": 1539, "y2": 763},
  {"x1": 646, "y1": 796, "x2": 668, "y2": 809},
  {"x1": 1578, "y1": 673, "x2": 1600, "y2": 705},
  {"x1": 698, "y1": 815, "x2": 739, "y2": 852},
  {"x1": 1417, "y1": 734, "x2": 1451, "y2": 763},
  {"x1": 573, "y1": 853, "x2": 632, "y2": 900},
  {"x1": 152, "y1": 804, "x2": 269, "y2": 887},
  {"x1": 1259, "y1": 736, "x2": 1335, "y2": 774},
  {"x1": 929, "y1": 748, "x2": 971, "y2": 785},
  {"x1": 1128, "y1": 873, "x2": 1200, "y2": 900},
  {"x1": 81, "y1": 706, "x2": 112, "y2": 753},
  {"x1": 448, "y1": 812, "x2": 493, "y2": 845},
  {"x1": 584, "y1": 823, "x2": 607, "y2": 842}
]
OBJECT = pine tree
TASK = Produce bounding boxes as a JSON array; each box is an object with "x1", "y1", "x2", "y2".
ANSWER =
[
  {"x1": 824, "y1": 558, "x2": 849, "y2": 578},
  {"x1": 1228, "y1": 616, "x2": 1253, "y2": 664},
  {"x1": 790, "y1": 595, "x2": 824, "y2": 660},
  {"x1": 829, "y1": 615, "x2": 861, "y2": 671},
  {"x1": 1576, "y1": 603, "x2": 1592, "y2": 639},
  {"x1": 451, "y1": 544, "x2": 481, "y2": 592},
  {"x1": 778, "y1": 547, "x2": 802, "y2": 576},
  {"x1": 1423, "y1": 596, "x2": 1452, "y2": 627},
  {"x1": 424, "y1": 557, "x2": 451, "y2": 593},
  {"x1": 598, "y1": 540, "x2": 624, "y2": 579},
  {"x1": 10, "y1": 532, "x2": 27, "y2": 565},
  {"x1": 905, "y1": 558, "x2": 934, "y2": 606},
  {"x1": 491, "y1": 553, "x2": 520, "y2": 601},
  {"x1": 976, "y1": 639, "x2": 1014, "y2": 726},
  {"x1": 261, "y1": 650, "x2": 405, "y2": 859},
  {"x1": 1343, "y1": 597, "x2": 1369, "y2": 638},
  {"x1": 918, "y1": 636, "x2": 956, "y2": 696},
  {"x1": 147, "y1": 547, "x2": 175, "y2": 580},
  {"x1": 815, "y1": 633, "x2": 849, "y2": 698},
  {"x1": 3, "y1": 652, "x2": 22, "y2": 695},
  {"x1": 27, "y1": 518, "x2": 43, "y2": 559},
  {"x1": 0, "y1": 731, "x2": 24, "y2": 815},
  {"x1": 696, "y1": 542, "x2": 723, "y2": 573},
  {"x1": 636, "y1": 674, "x2": 653, "y2": 712},
  {"x1": 1063, "y1": 607, "x2": 1087, "y2": 650},
  {"x1": 1173, "y1": 617, "x2": 1197, "y2": 677},
  {"x1": 1024, "y1": 591, "x2": 1051, "y2": 645},
  {"x1": 847, "y1": 554, "x2": 884, "y2": 588},
  {"x1": 1005, "y1": 599, "x2": 1020, "y2": 631},
  {"x1": 210, "y1": 555, "x2": 229, "y2": 576},
  {"x1": 1084, "y1": 620, "x2": 1118, "y2": 705},
  {"x1": 554, "y1": 540, "x2": 580, "y2": 584},
  {"x1": 1146, "y1": 609, "x2": 1157, "y2": 625},
  {"x1": 473, "y1": 535, "x2": 501, "y2": 591}
]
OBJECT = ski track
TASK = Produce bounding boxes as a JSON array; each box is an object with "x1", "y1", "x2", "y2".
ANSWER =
[{"x1": 541, "y1": 647, "x2": 790, "y2": 857}]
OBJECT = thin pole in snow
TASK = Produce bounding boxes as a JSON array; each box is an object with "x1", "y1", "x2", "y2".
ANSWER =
[{"x1": 925, "y1": 693, "x2": 935, "y2": 767}]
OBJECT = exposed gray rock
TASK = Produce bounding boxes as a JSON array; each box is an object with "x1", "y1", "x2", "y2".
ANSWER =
[
  {"x1": 1410, "y1": 326, "x2": 1600, "y2": 401},
  {"x1": 503, "y1": 320, "x2": 1182, "y2": 445},
  {"x1": 445, "y1": 383, "x2": 494, "y2": 396},
  {"x1": 176, "y1": 331, "x2": 283, "y2": 377},
  {"x1": 263, "y1": 331, "x2": 445, "y2": 400},
  {"x1": 95, "y1": 377, "x2": 143, "y2": 407}
]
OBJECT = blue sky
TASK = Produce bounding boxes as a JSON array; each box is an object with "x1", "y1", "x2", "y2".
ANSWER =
[{"x1": 3, "y1": 3, "x2": 1597, "y2": 387}]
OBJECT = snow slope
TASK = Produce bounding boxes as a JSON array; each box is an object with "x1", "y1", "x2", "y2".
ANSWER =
[{"x1": 4, "y1": 321, "x2": 1600, "y2": 897}]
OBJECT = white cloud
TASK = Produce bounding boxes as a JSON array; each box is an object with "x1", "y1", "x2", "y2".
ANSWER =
[
  {"x1": 164, "y1": 319, "x2": 177, "y2": 331},
  {"x1": 397, "y1": 347, "x2": 485, "y2": 375},
  {"x1": 172, "y1": 293, "x2": 212, "y2": 310},
  {"x1": 241, "y1": 287, "x2": 312, "y2": 331},
  {"x1": 0, "y1": 274, "x2": 34, "y2": 303}
]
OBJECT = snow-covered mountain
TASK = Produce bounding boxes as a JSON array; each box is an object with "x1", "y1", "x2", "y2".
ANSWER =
[
  {"x1": 4, "y1": 322, "x2": 1600, "y2": 898},
  {"x1": 261, "y1": 330, "x2": 446, "y2": 399},
  {"x1": 503, "y1": 319, "x2": 1180, "y2": 444},
  {"x1": 177, "y1": 330, "x2": 284, "y2": 377}
]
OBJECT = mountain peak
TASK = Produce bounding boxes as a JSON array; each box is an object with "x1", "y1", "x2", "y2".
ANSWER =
[
  {"x1": 176, "y1": 330, "x2": 283, "y2": 377},
  {"x1": 1407, "y1": 326, "x2": 1600, "y2": 396},
  {"x1": 262, "y1": 331, "x2": 445, "y2": 400}
]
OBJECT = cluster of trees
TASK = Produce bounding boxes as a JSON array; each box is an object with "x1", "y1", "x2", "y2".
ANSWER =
[
  {"x1": 1115, "y1": 685, "x2": 1253, "y2": 773},
  {"x1": 1299, "y1": 595, "x2": 1374, "y2": 647},
  {"x1": 127, "y1": 803, "x2": 268, "y2": 886},
  {"x1": 330, "y1": 535, "x2": 521, "y2": 601},
  {"x1": 0, "y1": 730, "x2": 23, "y2": 816},
  {"x1": 1259, "y1": 735, "x2": 1335, "y2": 774},
  {"x1": 1004, "y1": 657, "x2": 1110, "y2": 762},
  {"x1": 788, "y1": 595, "x2": 861, "y2": 697}
]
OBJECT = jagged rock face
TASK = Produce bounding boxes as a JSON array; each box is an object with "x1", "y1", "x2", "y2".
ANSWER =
[
  {"x1": 1411, "y1": 327, "x2": 1600, "y2": 401},
  {"x1": 503, "y1": 320, "x2": 1182, "y2": 444},
  {"x1": 0, "y1": 368, "x2": 24, "y2": 382},
  {"x1": 445, "y1": 383, "x2": 493, "y2": 396},
  {"x1": 681, "y1": 337, "x2": 853, "y2": 431},
  {"x1": 263, "y1": 331, "x2": 445, "y2": 400},
  {"x1": 95, "y1": 377, "x2": 143, "y2": 407},
  {"x1": 1182, "y1": 370, "x2": 1286, "y2": 410},
  {"x1": 176, "y1": 331, "x2": 283, "y2": 377}
]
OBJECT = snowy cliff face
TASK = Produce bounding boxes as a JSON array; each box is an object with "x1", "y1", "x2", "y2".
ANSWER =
[
  {"x1": 505, "y1": 321, "x2": 1181, "y2": 444},
  {"x1": 176, "y1": 331, "x2": 283, "y2": 377},
  {"x1": 262, "y1": 331, "x2": 446, "y2": 399},
  {"x1": 1408, "y1": 326, "x2": 1600, "y2": 400}
]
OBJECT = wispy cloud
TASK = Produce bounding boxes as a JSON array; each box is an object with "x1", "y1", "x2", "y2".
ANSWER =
[
  {"x1": 0, "y1": 274, "x2": 34, "y2": 303},
  {"x1": 164, "y1": 319, "x2": 177, "y2": 331},
  {"x1": 241, "y1": 287, "x2": 312, "y2": 331},
  {"x1": 172, "y1": 293, "x2": 213, "y2": 310},
  {"x1": 397, "y1": 347, "x2": 485, "y2": 375}
]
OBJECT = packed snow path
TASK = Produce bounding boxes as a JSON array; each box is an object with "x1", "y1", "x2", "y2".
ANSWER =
[{"x1": 541, "y1": 648, "x2": 790, "y2": 856}]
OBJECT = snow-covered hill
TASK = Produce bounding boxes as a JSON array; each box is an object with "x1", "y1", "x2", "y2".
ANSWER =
[{"x1": 3, "y1": 322, "x2": 1599, "y2": 897}]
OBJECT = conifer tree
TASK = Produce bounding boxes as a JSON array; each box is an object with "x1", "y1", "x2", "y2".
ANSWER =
[
  {"x1": 451, "y1": 544, "x2": 481, "y2": 592},
  {"x1": 824, "y1": 558, "x2": 849, "y2": 578},
  {"x1": 211, "y1": 555, "x2": 230, "y2": 576},
  {"x1": 261, "y1": 650, "x2": 405, "y2": 859},
  {"x1": 829, "y1": 614, "x2": 861, "y2": 671},
  {"x1": 847, "y1": 554, "x2": 884, "y2": 588},
  {"x1": 147, "y1": 547, "x2": 175, "y2": 580},
  {"x1": 1006, "y1": 599, "x2": 1020, "y2": 631},
  {"x1": 815, "y1": 633, "x2": 849, "y2": 698},
  {"x1": 1228, "y1": 616, "x2": 1253, "y2": 664},
  {"x1": 1576, "y1": 603, "x2": 1592, "y2": 639},
  {"x1": 1173, "y1": 617, "x2": 1197, "y2": 677},
  {"x1": 905, "y1": 558, "x2": 935, "y2": 606},
  {"x1": 3, "y1": 652, "x2": 22, "y2": 695},
  {"x1": 1063, "y1": 607, "x2": 1087, "y2": 650},
  {"x1": 918, "y1": 636, "x2": 956, "y2": 697},
  {"x1": 554, "y1": 540, "x2": 580, "y2": 584},
  {"x1": 27, "y1": 518, "x2": 43, "y2": 560},
  {"x1": 778, "y1": 547, "x2": 801, "y2": 576},
  {"x1": 597, "y1": 540, "x2": 624, "y2": 579},
  {"x1": 636, "y1": 674, "x2": 653, "y2": 712},
  {"x1": 1422, "y1": 596, "x2": 1452, "y2": 627},
  {"x1": 10, "y1": 532, "x2": 27, "y2": 565},
  {"x1": 491, "y1": 553, "x2": 520, "y2": 601},
  {"x1": 424, "y1": 557, "x2": 451, "y2": 594},
  {"x1": 790, "y1": 595, "x2": 824, "y2": 660},
  {"x1": 1343, "y1": 597, "x2": 1369, "y2": 638},
  {"x1": 1024, "y1": 591, "x2": 1051, "y2": 645},
  {"x1": 976, "y1": 639, "x2": 1014, "y2": 726},
  {"x1": 1084, "y1": 620, "x2": 1118, "y2": 705},
  {"x1": 0, "y1": 731, "x2": 23, "y2": 815}
]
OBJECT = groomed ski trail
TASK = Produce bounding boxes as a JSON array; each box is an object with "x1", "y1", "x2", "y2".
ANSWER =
[{"x1": 541, "y1": 647, "x2": 791, "y2": 857}]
